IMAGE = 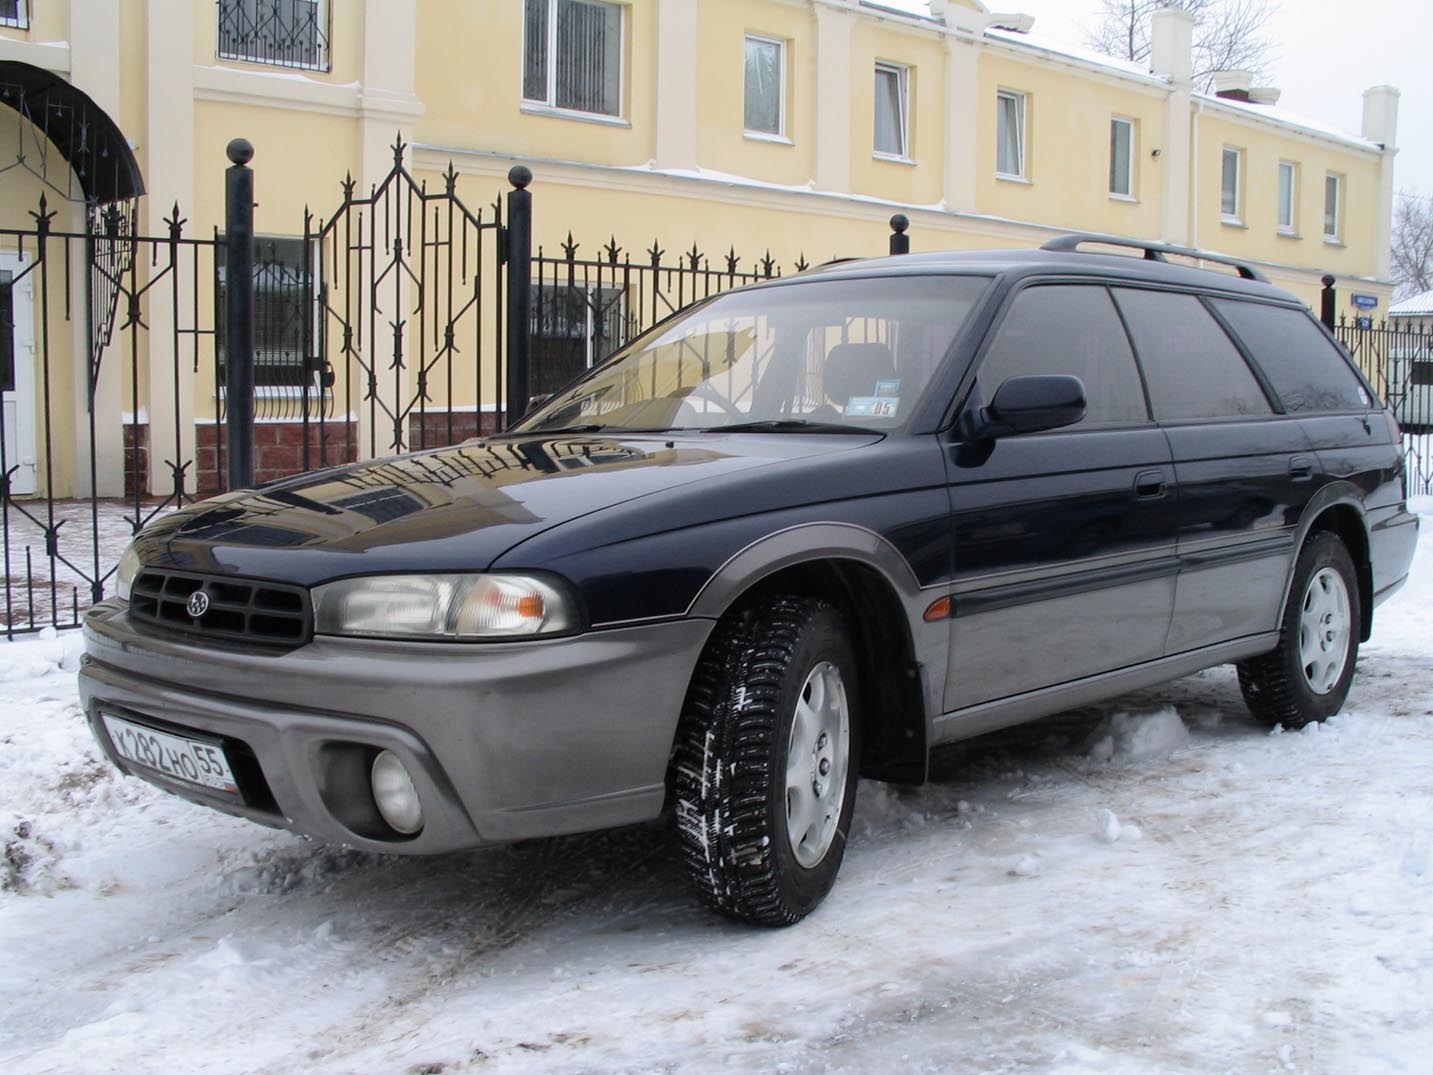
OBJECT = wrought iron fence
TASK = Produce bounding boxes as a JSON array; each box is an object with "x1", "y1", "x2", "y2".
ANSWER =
[
  {"x1": 1, "y1": 198, "x2": 221, "y2": 638},
  {"x1": 1335, "y1": 314, "x2": 1433, "y2": 497},
  {"x1": 529, "y1": 235, "x2": 805, "y2": 398}
]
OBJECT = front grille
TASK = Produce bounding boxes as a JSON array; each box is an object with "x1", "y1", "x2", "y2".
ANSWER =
[{"x1": 129, "y1": 569, "x2": 312, "y2": 647}]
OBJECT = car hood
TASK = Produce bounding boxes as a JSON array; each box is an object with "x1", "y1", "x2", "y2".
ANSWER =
[{"x1": 132, "y1": 433, "x2": 873, "y2": 585}]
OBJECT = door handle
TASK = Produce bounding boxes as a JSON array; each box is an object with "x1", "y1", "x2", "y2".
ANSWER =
[
  {"x1": 1289, "y1": 456, "x2": 1315, "y2": 481},
  {"x1": 1134, "y1": 470, "x2": 1166, "y2": 499}
]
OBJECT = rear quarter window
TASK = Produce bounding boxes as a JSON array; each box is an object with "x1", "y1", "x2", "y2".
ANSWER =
[
  {"x1": 1210, "y1": 300, "x2": 1371, "y2": 413},
  {"x1": 1112, "y1": 288, "x2": 1271, "y2": 421}
]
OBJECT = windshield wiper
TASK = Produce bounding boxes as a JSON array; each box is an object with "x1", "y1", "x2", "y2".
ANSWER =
[{"x1": 702, "y1": 419, "x2": 881, "y2": 435}]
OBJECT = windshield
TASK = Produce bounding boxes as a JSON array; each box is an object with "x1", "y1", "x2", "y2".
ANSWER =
[{"x1": 515, "y1": 275, "x2": 990, "y2": 435}]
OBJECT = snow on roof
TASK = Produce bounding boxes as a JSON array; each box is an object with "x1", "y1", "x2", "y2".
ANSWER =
[
  {"x1": 984, "y1": 26, "x2": 1159, "y2": 82},
  {"x1": 1391, "y1": 289, "x2": 1433, "y2": 316},
  {"x1": 860, "y1": 0, "x2": 940, "y2": 21},
  {"x1": 1197, "y1": 92, "x2": 1380, "y2": 153}
]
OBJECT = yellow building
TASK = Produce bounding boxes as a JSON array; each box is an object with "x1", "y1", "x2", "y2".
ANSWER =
[{"x1": 0, "y1": 0, "x2": 1402, "y2": 498}]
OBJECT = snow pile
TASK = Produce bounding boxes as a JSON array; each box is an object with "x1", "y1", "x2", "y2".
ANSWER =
[
  {"x1": 0, "y1": 507, "x2": 1430, "y2": 1072},
  {"x1": 1082, "y1": 705, "x2": 1189, "y2": 763}
]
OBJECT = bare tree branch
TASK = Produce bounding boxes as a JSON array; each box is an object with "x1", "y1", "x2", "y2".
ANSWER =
[
  {"x1": 1392, "y1": 192, "x2": 1433, "y2": 299},
  {"x1": 1083, "y1": 0, "x2": 1277, "y2": 93}
]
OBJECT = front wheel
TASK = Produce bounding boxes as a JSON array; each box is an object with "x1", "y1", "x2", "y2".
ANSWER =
[
  {"x1": 1238, "y1": 531, "x2": 1361, "y2": 728},
  {"x1": 671, "y1": 595, "x2": 860, "y2": 926}
]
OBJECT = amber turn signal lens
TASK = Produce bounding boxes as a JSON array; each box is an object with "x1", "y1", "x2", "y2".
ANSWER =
[{"x1": 923, "y1": 596, "x2": 952, "y2": 622}]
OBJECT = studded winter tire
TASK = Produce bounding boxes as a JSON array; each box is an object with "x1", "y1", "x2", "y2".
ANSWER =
[
  {"x1": 671, "y1": 595, "x2": 860, "y2": 926},
  {"x1": 1238, "y1": 531, "x2": 1361, "y2": 729}
]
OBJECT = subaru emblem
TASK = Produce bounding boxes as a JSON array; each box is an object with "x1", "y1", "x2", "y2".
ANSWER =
[{"x1": 187, "y1": 590, "x2": 210, "y2": 618}]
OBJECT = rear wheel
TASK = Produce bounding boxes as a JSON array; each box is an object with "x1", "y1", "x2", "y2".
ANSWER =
[
  {"x1": 671, "y1": 595, "x2": 860, "y2": 926},
  {"x1": 1238, "y1": 531, "x2": 1360, "y2": 728}
]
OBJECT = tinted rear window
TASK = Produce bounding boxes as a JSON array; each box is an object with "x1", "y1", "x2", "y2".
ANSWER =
[
  {"x1": 1113, "y1": 288, "x2": 1272, "y2": 421},
  {"x1": 1210, "y1": 300, "x2": 1370, "y2": 413}
]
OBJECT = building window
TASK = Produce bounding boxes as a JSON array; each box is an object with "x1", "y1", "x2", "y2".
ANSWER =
[
  {"x1": 217, "y1": 0, "x2": 330, "y2": 72},
  {"x1": 1277, "y1": 161, "x2": 1298, "y2": 233},
  {"x1": 1324, "y1": 173, "x2": 1343, "y2": 240},
  {"x1": 0, "y1": 1, "x2": 30, "y2": 30},
  {"x1": 1220, "y1": 146, "x2": 1243, "y2": 223},
  {"x1": 874, "y1": 63, "x2": 909, "y2": 159},
  {"x1": 218, "y1": 237, "x2": 319, "y2": 391},
  {"x1": 996, "y1": 90, "x2": 1026, "y2": 178},
  {"x1": 744, "y1": 35, "x2": 785, "y2": 137},
  {"x1": 523, "y1": 0, "x2": 623, "y2": 118},
  {"x1": 530, "y1": 283, "x2": 624, "y2": 396},
  {"x1": 1109, "y1": 117, "x2": 1133, "y2": 197}
]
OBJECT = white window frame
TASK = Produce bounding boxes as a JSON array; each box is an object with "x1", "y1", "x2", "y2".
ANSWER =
[
  {"x1": 1220, "y1": 145, "x2": 1243, "y2": 224},
  {"x1": 873, "y1": 62, "x2": 910, "y2": 161},
  {"x1": 1109, "y1": 116, "x2": 1134, "y2": 199},
  {"x1": 522, "y1": 0, "x2": 627, "y2": 123},
  {"x1": 743, "y1": 34, "x2": 787, "y2": 141},
  {"x1": 1324, "y1": 172, "x2": 1343, "y2": 242},
  {"x1": 0, "y1": 0, "x2": 30, "y2": 30},
  {"x1": 1277, "y1": 160, "x2": 1298, "y2": 235},
  {"x1": 996, "y1": 89, "x2": 1027, "y2": 180}
]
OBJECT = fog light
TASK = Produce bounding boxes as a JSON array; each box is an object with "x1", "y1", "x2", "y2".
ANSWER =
[{"x1": 371, "y1": 750, "x2": 424, "y2": 835}]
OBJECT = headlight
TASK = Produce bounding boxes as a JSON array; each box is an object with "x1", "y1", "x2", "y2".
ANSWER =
[
  {"x1": 311, "y1": 573, "x2": 578, "y2": 640},
  {"x1": 114, "y1": 545, "x2": 143, "y2": 602}
]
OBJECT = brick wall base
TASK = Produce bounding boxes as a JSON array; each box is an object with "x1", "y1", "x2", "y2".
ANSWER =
[
  {"x1": 193, "y1": 411, "x2": 503, "y2": 496},
  {"x1": 196, "y1": 421, "x2": 358, "y2": 496},
  {"x1": 122, "y1": 424, "x2": 148, "y2": 500}
]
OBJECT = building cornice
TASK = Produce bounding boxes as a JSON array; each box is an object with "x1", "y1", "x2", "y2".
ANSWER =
[
  {"x1": 0, "y1": 36, "x2": 69, "y2": 75},
  {"x1": 193, "y1": 65, "x2": 424, "y2": 125}
]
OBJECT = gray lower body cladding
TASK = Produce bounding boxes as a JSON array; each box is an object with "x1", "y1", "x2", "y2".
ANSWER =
[{"x1": 78, "y1": 602, "x2": 715, "y2": 852}]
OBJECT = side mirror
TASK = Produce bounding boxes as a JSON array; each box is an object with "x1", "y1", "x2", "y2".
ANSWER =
[{"x1": 961, "y1": 374, "x2": 1087, "y2": 440}]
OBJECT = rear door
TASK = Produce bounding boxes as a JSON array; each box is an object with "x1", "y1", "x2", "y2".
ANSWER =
[
  {"x1": 941, "y1": 283, "x2": 1178, "y2": 712},
  {"x1": 1113, "y1": 288, "x2": 1315, "y2": 653}
]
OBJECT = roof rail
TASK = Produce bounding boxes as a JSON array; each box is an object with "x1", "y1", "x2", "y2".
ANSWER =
[{"x1": 1040, "y1": 233, "x2": 1269, "y2": 283}]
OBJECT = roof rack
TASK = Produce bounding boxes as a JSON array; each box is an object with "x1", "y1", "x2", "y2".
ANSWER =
[{"x1": 1040, "y1": 233, "x2": 1269, "y2": 283}]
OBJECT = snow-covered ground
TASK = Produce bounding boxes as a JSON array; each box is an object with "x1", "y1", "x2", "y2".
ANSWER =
[{"x1": 1, "y1": 505, "x2": 1431, "y2": 1074}]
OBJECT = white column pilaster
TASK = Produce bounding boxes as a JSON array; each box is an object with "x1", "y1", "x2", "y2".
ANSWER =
[
  {"x1": 942, "y1": 33, "x2": 979, "y2": 214},
  {"x1": 69, "y1": 0, "x2": 124, "y2": 496},
  {"x1": 1363, "y1": 85, "x2": 1400, "y2": 282},
  {"x1": 813, "y1": 0, "x2": 854, "y2": 194},
  {"x1": 655, "y1": 0, "x2": 699, "y2": 171},
  {"x1": 1151, "y1": 8, "x2": 1193, "y2": 247},
  {"x1": 143, "y1": 0, "x2": 196, "y2": 496}
]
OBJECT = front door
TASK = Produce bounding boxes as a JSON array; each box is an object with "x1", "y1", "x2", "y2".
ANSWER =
[
  {"x1": 941, "y1": 282, "x2": 1179, "y2": 714},
  {"x1": 0, "y1": 252, "x2": 36, "y2": 496}
]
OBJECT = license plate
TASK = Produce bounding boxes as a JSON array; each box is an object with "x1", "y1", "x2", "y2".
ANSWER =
[{"x1": 101, "y1": 713, "x2": 239, "y2": 795}]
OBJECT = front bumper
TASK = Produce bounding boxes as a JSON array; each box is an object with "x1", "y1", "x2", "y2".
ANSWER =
[{"x1": 78, "y1": 602, "x2": 714, "y2": 853}]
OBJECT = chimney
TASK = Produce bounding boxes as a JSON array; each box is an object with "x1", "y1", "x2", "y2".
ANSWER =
[
  {"x1": 1150, "y1": 6, "x2": 1193, "y2": 84},
  {"x1": 1362, "y1": 85, "x2": 1400, "y2": 150}
]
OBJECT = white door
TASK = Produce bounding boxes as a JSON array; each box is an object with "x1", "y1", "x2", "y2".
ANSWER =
[{"x1": 0, "y1": 251, "x2": 36, "y2": 496}]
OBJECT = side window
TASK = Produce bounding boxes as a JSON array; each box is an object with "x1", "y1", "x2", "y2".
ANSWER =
[
  {"x1": 1112, "y1": 288, "x2": 1271, "y2": 421},
  {"x1": 1211, "y1": 300, "x2": 1370, "y2": 413},
  {"x1": 977, "y1": 285, "x2": 1148, "y2": 428}
]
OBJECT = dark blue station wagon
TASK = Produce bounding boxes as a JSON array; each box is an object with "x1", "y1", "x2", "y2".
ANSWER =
[{"x1": 80, "y1": 237, "x2": 1419, "y2": 925}]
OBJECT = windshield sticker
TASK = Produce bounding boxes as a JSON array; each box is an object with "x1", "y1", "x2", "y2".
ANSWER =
[
  {"x1": 875, "y1": 379, "x2": 901, "y2": 397},
  {"x1": 846, "y1": 396, "x2": 900, "y2": 418}
]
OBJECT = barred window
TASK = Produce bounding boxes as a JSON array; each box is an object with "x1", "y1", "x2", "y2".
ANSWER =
[
  {"x1": 523, "y1": 0, "x2": 623, "y2": 118},
  {"x1": 217, "y1": 237, "x2": 319, "y2": 391},
  {"x1": 0, "y1": 1, "x2": 30, "y2": 31},
  {"x1": 217, "y1": 0, "x2": 329, "y2": 72}
]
